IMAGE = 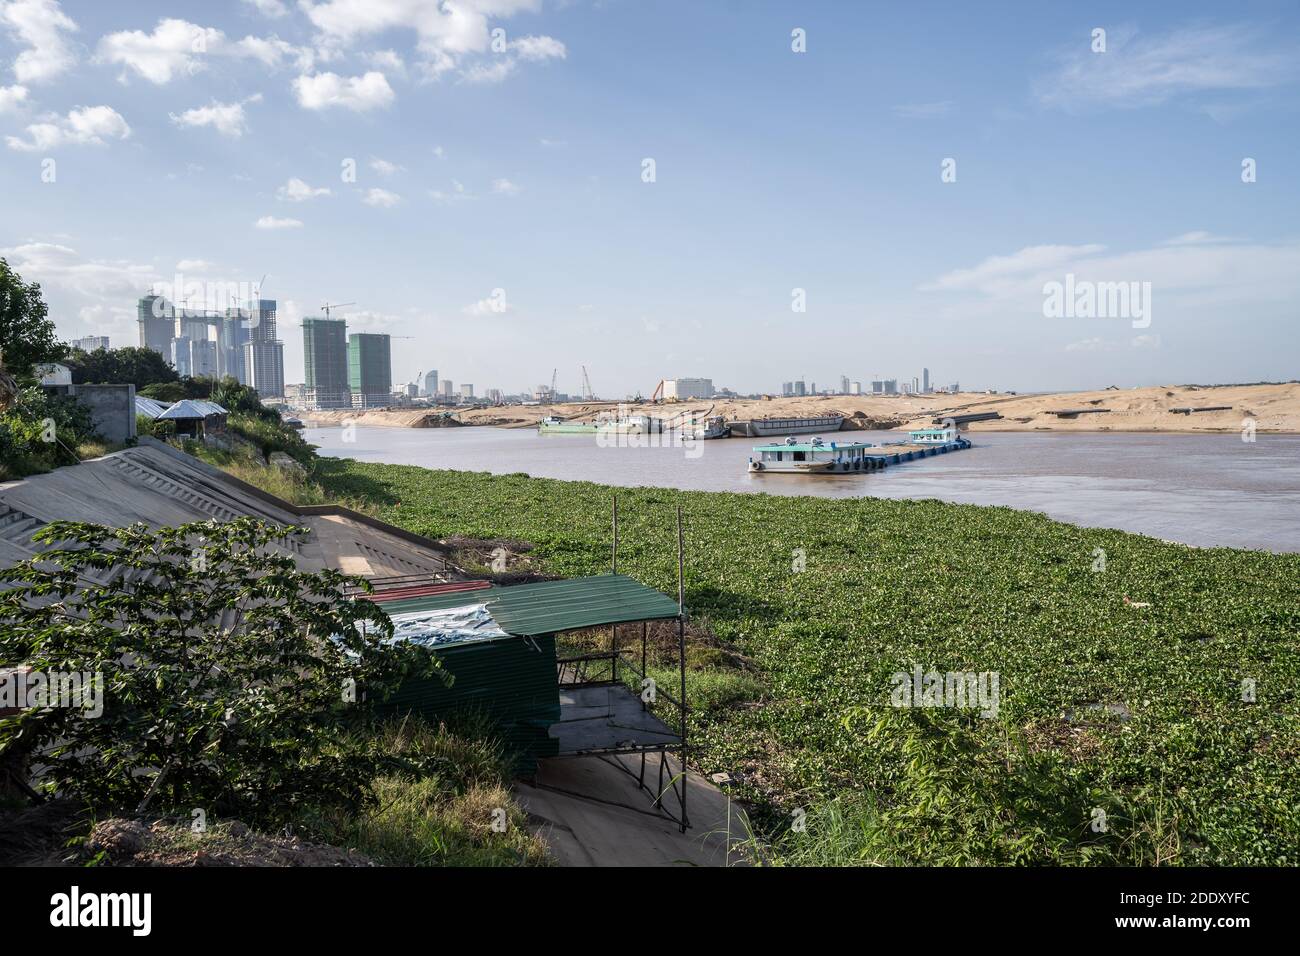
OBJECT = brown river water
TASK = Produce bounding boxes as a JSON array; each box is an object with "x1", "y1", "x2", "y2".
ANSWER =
[{"x1": 306, "y1": 426, "x2": 1300, "y2": 553}]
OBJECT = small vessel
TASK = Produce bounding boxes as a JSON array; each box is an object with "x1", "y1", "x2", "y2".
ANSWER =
[
  {"x1": 539, "y1": 415, "x2": 598, "y2": 434},
  {"x1": 748, "y1": 436, "x2": 883, "y2": 474},
  {"x1": 539, "y1": 414, "x2": 664, "y2": 435},
  {"x1": 284, "y1": 417, "x2": 305, "y2": 430},
  {"x1": 679, "y1": 415, "x2": 729, "y2": 440}
]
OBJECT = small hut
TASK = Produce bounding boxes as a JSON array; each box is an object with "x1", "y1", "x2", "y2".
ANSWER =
[{"x1": 157, "y1": 400, "x2": 228, "y2": 439}]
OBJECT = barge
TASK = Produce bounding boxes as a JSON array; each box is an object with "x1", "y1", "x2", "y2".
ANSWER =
[
  {"x1": 748, "y1": 428, "x2": 971, "y2": 475},
  {"x1": 730, "y1": 414, "x2": 844, "y2": 438}
]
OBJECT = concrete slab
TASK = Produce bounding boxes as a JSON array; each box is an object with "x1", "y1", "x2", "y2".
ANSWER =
[
  {"x1": 515, "y1": 753, "x2": 751, "y2": 867},
  {"x1": 552, "y1": 684, "x2": 681, "y2": 753}
]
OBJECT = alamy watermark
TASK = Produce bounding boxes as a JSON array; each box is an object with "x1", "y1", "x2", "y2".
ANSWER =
[
  {"x1": 1043, "y1": 274, "x2": 1151, "y2": 329},
  {"x1": 1, "y1": 668, "x2": 104, "y2": 718},
  {"x1": 890, "y1": 665, "x2": 1000, "y2": 718}
]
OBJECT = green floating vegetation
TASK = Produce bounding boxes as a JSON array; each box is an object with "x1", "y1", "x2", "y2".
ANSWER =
[{"x1": 315, "y1": 459, "x2": 1300, "y2": 866}]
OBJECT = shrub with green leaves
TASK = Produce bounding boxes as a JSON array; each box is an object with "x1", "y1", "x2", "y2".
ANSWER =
[
  {"x1": 0, "y1": 517, "x2": 439, "y2": 824},
  {"x1": 0, "y1": 387, "x2": 95, "y2": 478}
]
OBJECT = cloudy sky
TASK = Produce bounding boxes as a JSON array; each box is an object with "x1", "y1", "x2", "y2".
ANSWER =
[{"x1": 1, "y1": 0, "x2": 1297, "y2": 395}]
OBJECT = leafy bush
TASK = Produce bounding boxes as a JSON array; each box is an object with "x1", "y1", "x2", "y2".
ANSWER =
[
  {"x1": 0, "y1": 388, "x2": 96, "y2": 478},
  {"x1": 136, "y1": 414, "x2": 175, "y2": 440},
  {"x1": 0, "y1": 518, "x2": 441, "y2": 825},
  {"x1": 228, "y1": 411, "x2": 314, "y2": 463}
]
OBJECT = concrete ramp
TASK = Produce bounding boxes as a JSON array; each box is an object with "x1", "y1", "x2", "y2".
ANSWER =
[{"x1": 515, "y1": 755, "x2": 750, "y2": 867}]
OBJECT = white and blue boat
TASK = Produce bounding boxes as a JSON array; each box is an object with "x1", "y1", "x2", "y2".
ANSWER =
[{"x1": 748, "y1": 436, "x2": 882, "y2": 474}]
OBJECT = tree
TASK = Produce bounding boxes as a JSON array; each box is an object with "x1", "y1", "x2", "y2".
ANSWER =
[
  {"x1": 0, "y1": 258, "x2": 64, "y2": 382},
  {"x1": 65, "y1": 346, "x2": 178, "y2": 390},
  {"x1": 0, "y1": 518, "x2": 440, "y2": 822}
]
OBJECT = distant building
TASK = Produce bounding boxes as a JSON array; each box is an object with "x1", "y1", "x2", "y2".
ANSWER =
[
  {"x1": 663, "y1": 378, "x2": 712, "y2": 401},
  {"x1": 241, "y1": 300, "x2": 283, "y2": 398},
  {"x1": 850, "y1": 381, "x2": 862, "y2": 395},
  {"x1": 884, "y1": 379, "x2": 898, "y2": 395},
  {"x1": 302, "y1": 317, "x2": 351, "y2": 409},
  {"x1": 839, "y1": 375, "x2": 850, "y2": 395},
  {"x1": 440, "y1": 380, "x2": 454, "y2": 399},
  {"x1": 923, "y1": 368, "x2": 930, "y2": 393},
  {"x1": 782, "y1": 381, "x2": 793, "y2": 397},
  {"x1": 348, "y1": 333, "x2": 393, "y2": 408},
  {"x1": 793, "y1": 380, "x2": 807, "y2": 397},
  {"x1": 72, "y1": 335, "x2": 109, "y2": 353},
  {"x1": 137, "y1": 294, "x2": 174, "y2": 355},
  {"x1": 422, "y1": 369, "x2": 439, "y2": 397},
  {"x1": 460, "y1": 383, "x2": 474, "y2": 400}
]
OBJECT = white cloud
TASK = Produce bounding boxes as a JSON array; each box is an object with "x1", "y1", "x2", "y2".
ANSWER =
[
  {"x1": 96, "y1": 18, "x2": 224, "y2": 84},
  {"x1": 1037, "y1": 23, "x2": 1298, "y2": 109},
  {"x1": 255, "y1": 215, "x2": 303, "y2": 229},
  {"x1": 432, "y1": 145, "x2": 445, "y2": 159},
  {"x1": 241, "y1": 0, "x2": 289, "y2": 17},
  {"x1": 367, "y1": 49, "x2": 406, "y2": 74},
  {"x1": 362, "y1": 187, "x2": 400, "y2": 207},
  {"x1": 463, "y1": 295, "x2": 510, "y2": 316},
  {"x1": 1131, "y1": 334, "x2": 1162, "y2": 350},
  {"x1": 923, "y1": 236, "x2": 1300, "y2": 322},
  {"x1": 460, "y1": 57, "x2": 515, "y2": 84},
  {"x1": 96, "y1": 17, "x2": 314, "y2": 84},
  {"x1": 510, "y1": 35, "x2": 565, "y2": 62},
  {"x1": 0, "y1": 241, "x2": 153, "y2": 300},
  {"x1": 369, "y1": 156, "x2": 403, "y2": 175},
  {"x1": 491, "y1": 177, "x2": 519, "y2": 195},
  {"x1": 5, "y1": 104, "x2": 130, "y2": 151},
  {"x1": 921, "y1": 244, "x2": 1106, "y2": 295},
  {"x1": 175, "y1": 259, "x2": 216, "y2": 272},
  {"x1": 0, "y1": 83, "x2": 27, "y2": 112},
  {"x1": 1, "y1": 0, "x2": 78, "y2": 84},
  {"x1": 429, "y1": 178, "x2": 470, "y2": 203},
  {"x1": 277, "y1": 176, "x2": 332, "y2": 201},
  {"x1": 169, "y1": 94, "x2": 262, "y2": 138},
  {"x1": 298, "y1": 0, "x2": 562, "y2": 83},
  {"x1": 293, "y1": 70, "x2": 394, "y2": 110}
]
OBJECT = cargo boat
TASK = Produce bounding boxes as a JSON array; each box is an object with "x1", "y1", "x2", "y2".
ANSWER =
[
  {"x1": 748, "y1": 437, "x2": 883, "y2": 474},
  {"x1": 539, "y1": 414, "x2": 665, "y2": 436},
  {"x1": 731, "y1": 415, "x2": 844, "y2": 438},
  {"x1": 748, "y1": 428, "x2": 971, "y2": 475}
]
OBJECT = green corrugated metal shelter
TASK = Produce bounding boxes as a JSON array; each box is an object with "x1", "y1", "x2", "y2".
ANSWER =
[{"x1": 374, "y1": 575, "x2": 681, "y2": 773}]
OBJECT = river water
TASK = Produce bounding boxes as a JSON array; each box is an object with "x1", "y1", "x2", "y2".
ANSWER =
[{"x1": 306, "y1": 425, "x2": 1300, "y2": 553}]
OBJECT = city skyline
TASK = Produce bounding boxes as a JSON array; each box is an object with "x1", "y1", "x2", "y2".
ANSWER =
[{"x1": 3, "y1": 2, "x2": 1298, "y2": 395}]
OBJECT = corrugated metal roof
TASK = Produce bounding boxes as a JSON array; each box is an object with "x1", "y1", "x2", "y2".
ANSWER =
[
  {"x1": 158, "y1": 399, "x2": 228, "y2": 420},
  {"x1": 135, "y1": 396, "x2": 171, "y2": 419},
  {"x1": 377, "y1": 574, "x2": 681, "y2": 636}
]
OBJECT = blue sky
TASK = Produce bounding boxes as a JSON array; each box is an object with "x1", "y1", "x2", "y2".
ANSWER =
[{"x1": 1, "y1": 0, "x2": 1297, "y2": 395}]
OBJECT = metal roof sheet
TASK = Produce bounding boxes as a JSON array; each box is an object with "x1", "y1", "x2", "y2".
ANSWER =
[
  {"x1": 135, "y1": 396, "x2": 171, "y2": 419},
  {"x1": 158, "y1": 399, "x2": 228, "y2": 420},
  {"x1": 376, "y1": 574, "x2": 681, "y2": 636}
]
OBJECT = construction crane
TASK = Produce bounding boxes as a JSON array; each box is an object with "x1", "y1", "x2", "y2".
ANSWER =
[
  {"x1": 580, "y1": 365, "x2": 595, "y2": 401},
  {"x1": 550, "y1": 368, "x2": 558, "y2": 401},
  {"x1": 650, "y1": 379, "x2": 666, "y2": 404},
  {"x1": 321, "y1": 301, "x2": 355, "y2": 319}
]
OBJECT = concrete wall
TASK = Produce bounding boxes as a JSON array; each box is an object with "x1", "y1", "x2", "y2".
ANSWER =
[{"x1": 68, "y1": 384, "x2": 137, "y2": 444}]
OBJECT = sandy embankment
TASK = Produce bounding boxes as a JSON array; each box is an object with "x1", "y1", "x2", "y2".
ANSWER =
[{"x1": 300, "y1": 383, "x2": 1300, "y2": 434}]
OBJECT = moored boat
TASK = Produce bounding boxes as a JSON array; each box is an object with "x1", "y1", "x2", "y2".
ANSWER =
[
  {"x1": 732, "y1": 415, "x2": 844, "y2": 438},
  {"x1": 748, "y1": 436, "x2": 883, "y2": 474}
]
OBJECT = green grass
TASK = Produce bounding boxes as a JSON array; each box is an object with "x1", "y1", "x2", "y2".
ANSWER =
[
  {"x1": 314, "y1": 459, "x2": 1300, "y2": 866},
  {"x1": 297, "y1": 717, "x2": 550, "y2": 867}
]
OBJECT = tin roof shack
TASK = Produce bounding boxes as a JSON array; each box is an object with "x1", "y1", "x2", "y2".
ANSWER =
[
  {"x1": 366, "y1": 570, "x2": 693, "y2": 829},
  {"x1": 157, "y1": 400, "x2": 227, "y2": 440}
]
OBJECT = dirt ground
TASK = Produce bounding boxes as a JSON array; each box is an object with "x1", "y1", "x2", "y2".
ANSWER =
[{"x1": 301, "y1": 382, "x2": 1300, "y2": 434}]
